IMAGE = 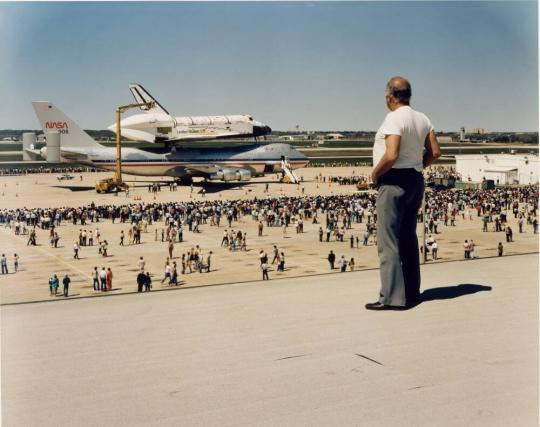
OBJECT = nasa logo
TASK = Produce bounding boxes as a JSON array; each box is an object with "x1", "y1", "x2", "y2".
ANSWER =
[
  {"x1": 45, "y1": 122, "x2": 69, "y2": 134},
  {"x1": 45, "y1": 121, "x2": 67, "y2": 129}
]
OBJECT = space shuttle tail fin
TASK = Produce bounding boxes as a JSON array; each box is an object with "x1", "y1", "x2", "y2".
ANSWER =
[
  {"x1": 32, "y1": 102, "x2": 102, "y2": 149},
  {"x1": 128, "y1": 83, "x2": 169, "y2": 115}
]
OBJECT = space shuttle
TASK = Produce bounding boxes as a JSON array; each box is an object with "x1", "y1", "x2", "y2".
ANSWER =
[{"x1": 108, "y1": 84, "x2": 272, "y2": 144}]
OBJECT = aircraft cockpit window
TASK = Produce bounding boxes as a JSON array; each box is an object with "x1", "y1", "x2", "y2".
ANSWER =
[{"x1": 248, "y1": 116, "x2": 253, "y2": 121}]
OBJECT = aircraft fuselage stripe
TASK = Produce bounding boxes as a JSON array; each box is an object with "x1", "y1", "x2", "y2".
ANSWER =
[{"x1": 92, "y1": 160, "x2": 308, "y2": 166}]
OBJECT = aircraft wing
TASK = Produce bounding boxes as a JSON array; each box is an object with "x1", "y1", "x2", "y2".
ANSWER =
[
  {"x1": 183, "y1": 164, "x2": 221, "y2": 174},
  {"x1": 182, "y1": 164, "x2": 255, "y2": 176},
  {"x1": 23, "y1": 147, "x2": 91, "y2": 164},
  {"x1": 59, "y1": 149, "x2": 91, "y2": 162},
  {"x1": 23, "y1": 148, "x2": 44, "y2": 161}
]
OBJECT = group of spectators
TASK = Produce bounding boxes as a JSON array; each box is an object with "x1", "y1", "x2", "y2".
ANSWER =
[
  {"x1": 221, "y1": 229, "x2": 247, "y2": 251},
  {"x1": 424, "y1": 165, "x2": 462, "y2": 182},
  {"x1": 1, "y1": 182, "x2": 537, "y2": 294},
  {"x1": 309, "y1": 162, "x2": 371, "y2": 168},
  {"x1": 0, "y1": 166, "x2": 98, "y2": 176},
  {"x1": 326, "y1": 175, "x2": 370, "y2": 186},
  {"x1": 2, "y1": 185, "x2": 537, "y2": 246}
]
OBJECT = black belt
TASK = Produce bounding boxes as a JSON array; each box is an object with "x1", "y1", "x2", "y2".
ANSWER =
[
  {"x1": 385, "y1": 168, "x2": 420, "y2": 174},
  {"x1": 378, "y1": 168, "x2": 423, "y2": 187}
]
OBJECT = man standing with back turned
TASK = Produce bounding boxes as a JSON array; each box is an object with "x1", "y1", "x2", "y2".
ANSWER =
[{"x1": 366, "y1": 77, "x2": 441, "y2": 310}]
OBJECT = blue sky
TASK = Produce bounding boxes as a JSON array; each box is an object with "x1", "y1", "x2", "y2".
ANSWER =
[{"x1": 0, "y1": 1, "x2": 537, "y2": 131}]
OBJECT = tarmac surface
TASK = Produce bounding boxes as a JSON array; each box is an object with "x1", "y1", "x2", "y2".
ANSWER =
[{"x1": 1, "y1": 253, "x2": 538, "y2": 426}]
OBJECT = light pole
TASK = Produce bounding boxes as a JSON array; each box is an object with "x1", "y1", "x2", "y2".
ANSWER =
[
  {"x1": 114, "y1": 102, "x2": 154, "y2": 186},
  {"x1": 115, "y1": 107, "x2": 122, "y2": 184}
]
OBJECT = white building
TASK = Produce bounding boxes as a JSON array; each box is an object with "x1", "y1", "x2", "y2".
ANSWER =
[
  {"x1": 325, "y1": 133, "x2": 344, "y2": 140},
  {"x1": 455, "y1": 154, "x2": 538, "y2": 185},
  {"x1": 437, "y1": 136, "x2": 453, "y2": 143}
]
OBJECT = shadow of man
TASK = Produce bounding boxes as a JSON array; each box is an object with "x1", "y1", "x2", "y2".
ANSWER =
[
  {"x1": 407, "y1": 284, "x2": 492, "y2": 309},
  {"x1": 422, "y1": 284, "x2": 492, "y2": 301}
]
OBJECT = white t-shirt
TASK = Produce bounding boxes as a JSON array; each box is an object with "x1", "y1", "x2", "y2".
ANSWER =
[{"x1": 373, "y1": 105, "x2": 433, "y2": 172}]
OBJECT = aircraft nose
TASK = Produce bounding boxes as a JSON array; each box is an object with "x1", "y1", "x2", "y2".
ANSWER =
[
  {"x1": 298, "y1": 149, "x2": 308, "y2": 161},
  {"x1": 254, "y1": 125, "x2": 272, "y2": 137}
]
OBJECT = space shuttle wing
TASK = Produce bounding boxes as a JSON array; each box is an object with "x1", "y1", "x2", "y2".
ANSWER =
[{"x1": 169, "y1": 130, "x2": 246, "y2": 142}]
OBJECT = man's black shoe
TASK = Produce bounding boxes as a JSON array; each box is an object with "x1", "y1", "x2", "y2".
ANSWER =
[
  {"x1": 365, "y1": 302, "x2": 406, "y2": 311},
  {"x1": 406, "y1": 297, "x2": 422, "y2": 309}
]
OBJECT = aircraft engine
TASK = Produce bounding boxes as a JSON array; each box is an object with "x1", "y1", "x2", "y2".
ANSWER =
[
  {"x1": 208, "y1": 170, "x2": 235, "y2": 181},
  {"x1": 235, "y1": 169, "x2": 251, "y2": 181},
  {"x1": 208, "y1": 168, "x2": 251, "y2": 182}
]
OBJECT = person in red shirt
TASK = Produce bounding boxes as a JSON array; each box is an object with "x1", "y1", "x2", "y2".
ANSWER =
[{"x1": 106, "y1": 268, "x2": 113, "y2": 291}]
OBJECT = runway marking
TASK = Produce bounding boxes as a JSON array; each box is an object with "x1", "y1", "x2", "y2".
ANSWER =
[
  {"x1": 1, "y1": 228, "x2": 91, "y2": 281},
  {"x1": 408, "y1": 384, "x2": 434, "y2": 390},
  {"x1": 355, "y1": 353, "x2": 384, "y2": 366},
  {"x1": 276, "y1": 354, "x2": 309, "y2": 361}
]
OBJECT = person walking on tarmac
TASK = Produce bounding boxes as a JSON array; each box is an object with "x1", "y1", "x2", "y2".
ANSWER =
[
  {"x1": 328, "y1": 250, "x2": 336, "y2": 270},
  {"x1": 62, "y1": 274, "x2": 71, "y2": 297}
]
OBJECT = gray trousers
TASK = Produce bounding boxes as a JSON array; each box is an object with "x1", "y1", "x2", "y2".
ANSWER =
[{"x1": 376, "y1": 169, "x2": 424, "y2": 306}]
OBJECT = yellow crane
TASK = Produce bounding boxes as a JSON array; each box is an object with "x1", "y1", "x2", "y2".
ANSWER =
[{"x1": 96, "y1": 102, "x2": 154, "y2": 193}]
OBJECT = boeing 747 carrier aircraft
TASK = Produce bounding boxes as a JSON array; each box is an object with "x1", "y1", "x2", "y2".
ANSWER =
[{"x1": 30, "y1": 102, "x2": 307, "y2": 184}]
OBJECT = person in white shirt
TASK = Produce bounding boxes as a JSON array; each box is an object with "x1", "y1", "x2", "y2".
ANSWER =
[
  {"x1": 1, "y1": 254, "x2": 8, "y2": 274},
  {"x1": 469, "y1": 240, "x2": 476, "y2": 259},
  {"x1": 161, "y1": 263, "x2": 172, "y2": 284},
  {"x1": 99, "y1": 267, "x2": 107, "y2": 291},
  {"x1": 366, "y1": 76, "x2": 441, "y2": 311},
  {"x1": 431, "y1": 240, "x2": 438, "y2": 260}
]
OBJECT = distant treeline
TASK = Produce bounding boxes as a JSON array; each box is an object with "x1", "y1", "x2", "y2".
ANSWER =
[
  {"x1": 0, "y1": 129, "x2": 537, "y2": 144},
  {"x1": 0, "y1": 129, "x2": 117, "y2": 141},
  {"x1": 466, "y1": 132, "x2": 538, "y2": 144}
]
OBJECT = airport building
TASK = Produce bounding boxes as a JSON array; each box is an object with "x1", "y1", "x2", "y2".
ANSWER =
[
  {"x1": 325, "y1": 133, "x2": 344, "y2": 140},
  {"x1": 455, "y1": 154, "x2": 539, "y2": 185}
]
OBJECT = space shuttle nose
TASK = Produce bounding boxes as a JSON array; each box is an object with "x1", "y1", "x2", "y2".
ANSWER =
[{"x1": 254, "y1": 125, "x2": 272, "y2": 137}]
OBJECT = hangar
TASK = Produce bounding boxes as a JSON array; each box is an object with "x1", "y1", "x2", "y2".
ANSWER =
[{"x1": 455, "y1": 154, "x2": 538, "y2": 185}]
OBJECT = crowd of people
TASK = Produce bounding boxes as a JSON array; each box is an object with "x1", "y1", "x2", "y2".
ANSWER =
[
  {"x1": 0, "y1": 166, "x2": 98, "y2": 176},
  {"x1": 309, "y1": 161, "x2": 371, "y2": 168},
  {"x1": 326, "y1": 174, "x2": 370, "y2": 186},
  {"x1": 1, "y1": 181, "x2": 537, "y2": 297},
  {"x1": 424, "y1": 165, "x2": 462, "y2": 182}
]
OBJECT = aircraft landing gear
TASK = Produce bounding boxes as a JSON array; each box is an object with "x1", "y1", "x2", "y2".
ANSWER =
[{"x1": 175, "y1": 177, "x2": 193, "y2": 186}]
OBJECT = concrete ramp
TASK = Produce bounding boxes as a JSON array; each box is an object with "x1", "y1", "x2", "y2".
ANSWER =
[{"x1": 1, "y1": 254, "x2": 538, "y2": 426}]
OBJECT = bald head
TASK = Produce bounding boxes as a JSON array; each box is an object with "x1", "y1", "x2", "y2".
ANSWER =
[{"x1": 386, "y1": 76, "x2": 412, "y2": 104}]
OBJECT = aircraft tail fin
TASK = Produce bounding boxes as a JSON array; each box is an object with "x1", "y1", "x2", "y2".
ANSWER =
[
  {"x1": 128, "y1": 83, "x2": 169, "y2": 115},
  {"x1": 32, "y1": 102, "x2": 102, "y2": 149}
]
